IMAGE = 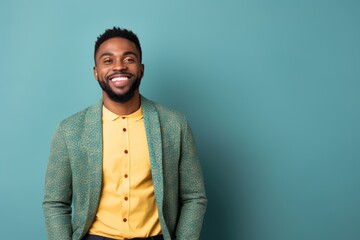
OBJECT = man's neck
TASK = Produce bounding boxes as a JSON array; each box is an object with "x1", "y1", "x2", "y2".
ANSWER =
[{"x1": 102, "y1": 94, "x2": 141, "y2": 116}]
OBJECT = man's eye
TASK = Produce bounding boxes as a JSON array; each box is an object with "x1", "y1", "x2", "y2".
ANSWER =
[
  {"x1": 123, "y1": 58, "x2": 135, "y2": 63},
  {"x1": 103, "y1": 59, "x2": 113, "y2": 64}
]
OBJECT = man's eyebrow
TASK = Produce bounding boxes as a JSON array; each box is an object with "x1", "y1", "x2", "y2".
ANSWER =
[
  {"x1": 123, "y1": 51, "x2": 139, "y2": 58},
  {"x1": 98, "y1": 51, "x2": 139, "y2": 59},
  {"x1": 98, "y1": 52, "x2": 114, "y2": 59}
]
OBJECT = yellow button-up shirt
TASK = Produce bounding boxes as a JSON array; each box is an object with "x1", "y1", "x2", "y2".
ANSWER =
[{"x1": 89, "y1": 106, "x2": 161, "y2": 239}]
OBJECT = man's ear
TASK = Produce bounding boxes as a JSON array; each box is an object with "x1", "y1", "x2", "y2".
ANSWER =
[
  {"x1": 93, "y1": 66, "x2": 98, "y2": 80},
  {"x1": 141, "y1": 64, "x2": 145, "y2": 78}
]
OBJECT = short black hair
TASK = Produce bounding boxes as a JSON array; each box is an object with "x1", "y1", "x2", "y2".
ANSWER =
[{"x1": 94, "y1": 27, "x2": 142, "y2": 64}]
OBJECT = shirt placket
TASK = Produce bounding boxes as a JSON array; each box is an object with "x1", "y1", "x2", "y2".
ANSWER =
[{"x1": 120, "y1": 116, "x2": 130, "y2": 236}]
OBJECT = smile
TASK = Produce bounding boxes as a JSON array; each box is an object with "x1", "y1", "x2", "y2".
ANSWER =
[
  {"x1": 108, "y1": 73, "x2": 132, "y2": 82},
  {"x1": 111, "y1": 76, "x2": 129, "y2": 82}
]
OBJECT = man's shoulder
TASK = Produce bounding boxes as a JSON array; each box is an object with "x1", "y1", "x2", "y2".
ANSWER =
[{"x1": 58, "y1": 100, "x2": 102, "y2": 128}]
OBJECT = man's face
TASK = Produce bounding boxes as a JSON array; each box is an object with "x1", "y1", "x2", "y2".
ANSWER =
[{"x1": 94, "y1": 37, "x2": 144, "y2": 103}]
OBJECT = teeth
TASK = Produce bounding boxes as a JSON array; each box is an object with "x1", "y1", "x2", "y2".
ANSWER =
[{"x1": 111, "y1": 76, "x2": 128, "y2": 81}]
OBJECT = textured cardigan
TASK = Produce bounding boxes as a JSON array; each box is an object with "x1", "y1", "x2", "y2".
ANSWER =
[{"x1": 43, "y1": 96, "x2": 207, "y2": 240}]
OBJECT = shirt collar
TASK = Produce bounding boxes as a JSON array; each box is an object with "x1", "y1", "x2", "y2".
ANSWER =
[{"x1": 102, "y1": 105, "x2": 143, "y2": 122}]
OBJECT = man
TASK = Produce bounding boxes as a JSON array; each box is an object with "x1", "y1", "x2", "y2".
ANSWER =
[{"x1": 42, "y1": 27, "x2": 207, "y2": 240}]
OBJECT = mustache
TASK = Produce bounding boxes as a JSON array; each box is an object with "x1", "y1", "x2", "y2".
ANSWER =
[{"x1": 106, "y1": 71, "x2": 133, "y2": 79}]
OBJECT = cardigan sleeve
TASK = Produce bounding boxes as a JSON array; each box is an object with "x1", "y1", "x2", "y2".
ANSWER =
[
  {"x1": 175, "y1": 117, "x2": 207, "y2": 240},
  {"x1": 42, "y1": 123, "x2": 73, "y2": 240}
]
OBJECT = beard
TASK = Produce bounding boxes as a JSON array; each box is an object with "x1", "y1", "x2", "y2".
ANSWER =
[{"x1": 97, "y1": 75, "x2": 142, "y2": 103}]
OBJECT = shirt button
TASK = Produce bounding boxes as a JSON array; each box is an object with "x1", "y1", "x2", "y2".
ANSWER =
[
  {"x1": 123, "y1": 128, "x2": 127, "y2": 132},
  {"x1": 124, "y1": 174, "x2": 128, "y2": 178},
  {"x1": 123, "y1": 218, "x2": 127, "y2": 222},
  {"x1": 124, "y1": 149, "x2": 128, "y2": 154},
  {"x1": 122, "y1": 117, "x2": 125, "y2": 119},
  {"x1": 124, "y1": 196, "x2": 128, "y2": 201}
]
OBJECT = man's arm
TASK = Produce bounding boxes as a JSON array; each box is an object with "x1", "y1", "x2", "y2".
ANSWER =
[
  {"x1": 176, "y1": 118, "x2": 207, "y2": 240},
  {"x1": 42, "y1": 123, "x2": 73, "y2": 240}
]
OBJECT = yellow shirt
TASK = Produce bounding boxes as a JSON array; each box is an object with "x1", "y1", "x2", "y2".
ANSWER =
[{"x1": 89, "y1": 106, "x2": 161, "y2": 239}]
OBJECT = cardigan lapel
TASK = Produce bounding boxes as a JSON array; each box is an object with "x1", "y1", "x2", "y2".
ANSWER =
[
  {"x1": 141, "y1": 96, "x2": 164, "y2": 208},
  {"x1": 82, "y1": 100, "x2": 103, "y2": 232}
]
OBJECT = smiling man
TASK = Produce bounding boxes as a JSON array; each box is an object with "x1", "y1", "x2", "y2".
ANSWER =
[{"x1": 42, "y1": 27, "x2": 207, "y2": 240}]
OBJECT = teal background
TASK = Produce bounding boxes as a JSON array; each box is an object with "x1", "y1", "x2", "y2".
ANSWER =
[{"x1": 0, "y1": 0, "x2": 359, "y2": 239}]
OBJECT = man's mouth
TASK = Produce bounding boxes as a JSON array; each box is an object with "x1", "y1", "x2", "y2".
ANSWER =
[
  {"x1": 111, "y1": 76, "x2": 129, "y2": 82},
  {"x1": 108, "y1": 74, "x2": 132, "y2": 82}
]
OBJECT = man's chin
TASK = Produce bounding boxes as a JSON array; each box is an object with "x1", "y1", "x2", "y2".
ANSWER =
[{"x1": 106, "y1": 90, "x2": 137, "y2": 103}]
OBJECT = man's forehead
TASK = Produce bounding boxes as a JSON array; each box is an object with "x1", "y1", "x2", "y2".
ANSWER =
[
  {"x1": 97, "y1": 38, "x2": 138, "y2": 54},
  {"x1": 99, "y1": 37, "x2": 135, "y2": 47}
]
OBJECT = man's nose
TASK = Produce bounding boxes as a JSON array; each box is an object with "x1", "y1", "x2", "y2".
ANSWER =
[{"x1": 113, "y1": 60, "x2": 127, "y2": 71}]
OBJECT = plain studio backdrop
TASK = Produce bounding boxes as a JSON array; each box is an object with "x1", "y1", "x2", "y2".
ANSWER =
[{"x1": 0, "y1": 1, "x2": 359, "y2": 239}]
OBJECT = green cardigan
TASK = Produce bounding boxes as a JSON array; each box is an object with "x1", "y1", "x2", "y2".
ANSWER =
[{"x1": 43, "y1": 96, "x2": 207, "y2": 240}]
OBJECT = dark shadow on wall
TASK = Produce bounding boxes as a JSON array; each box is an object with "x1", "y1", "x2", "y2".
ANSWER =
[{"x1": 198, "y1": 132, "x2": 258, "y2": 240}]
